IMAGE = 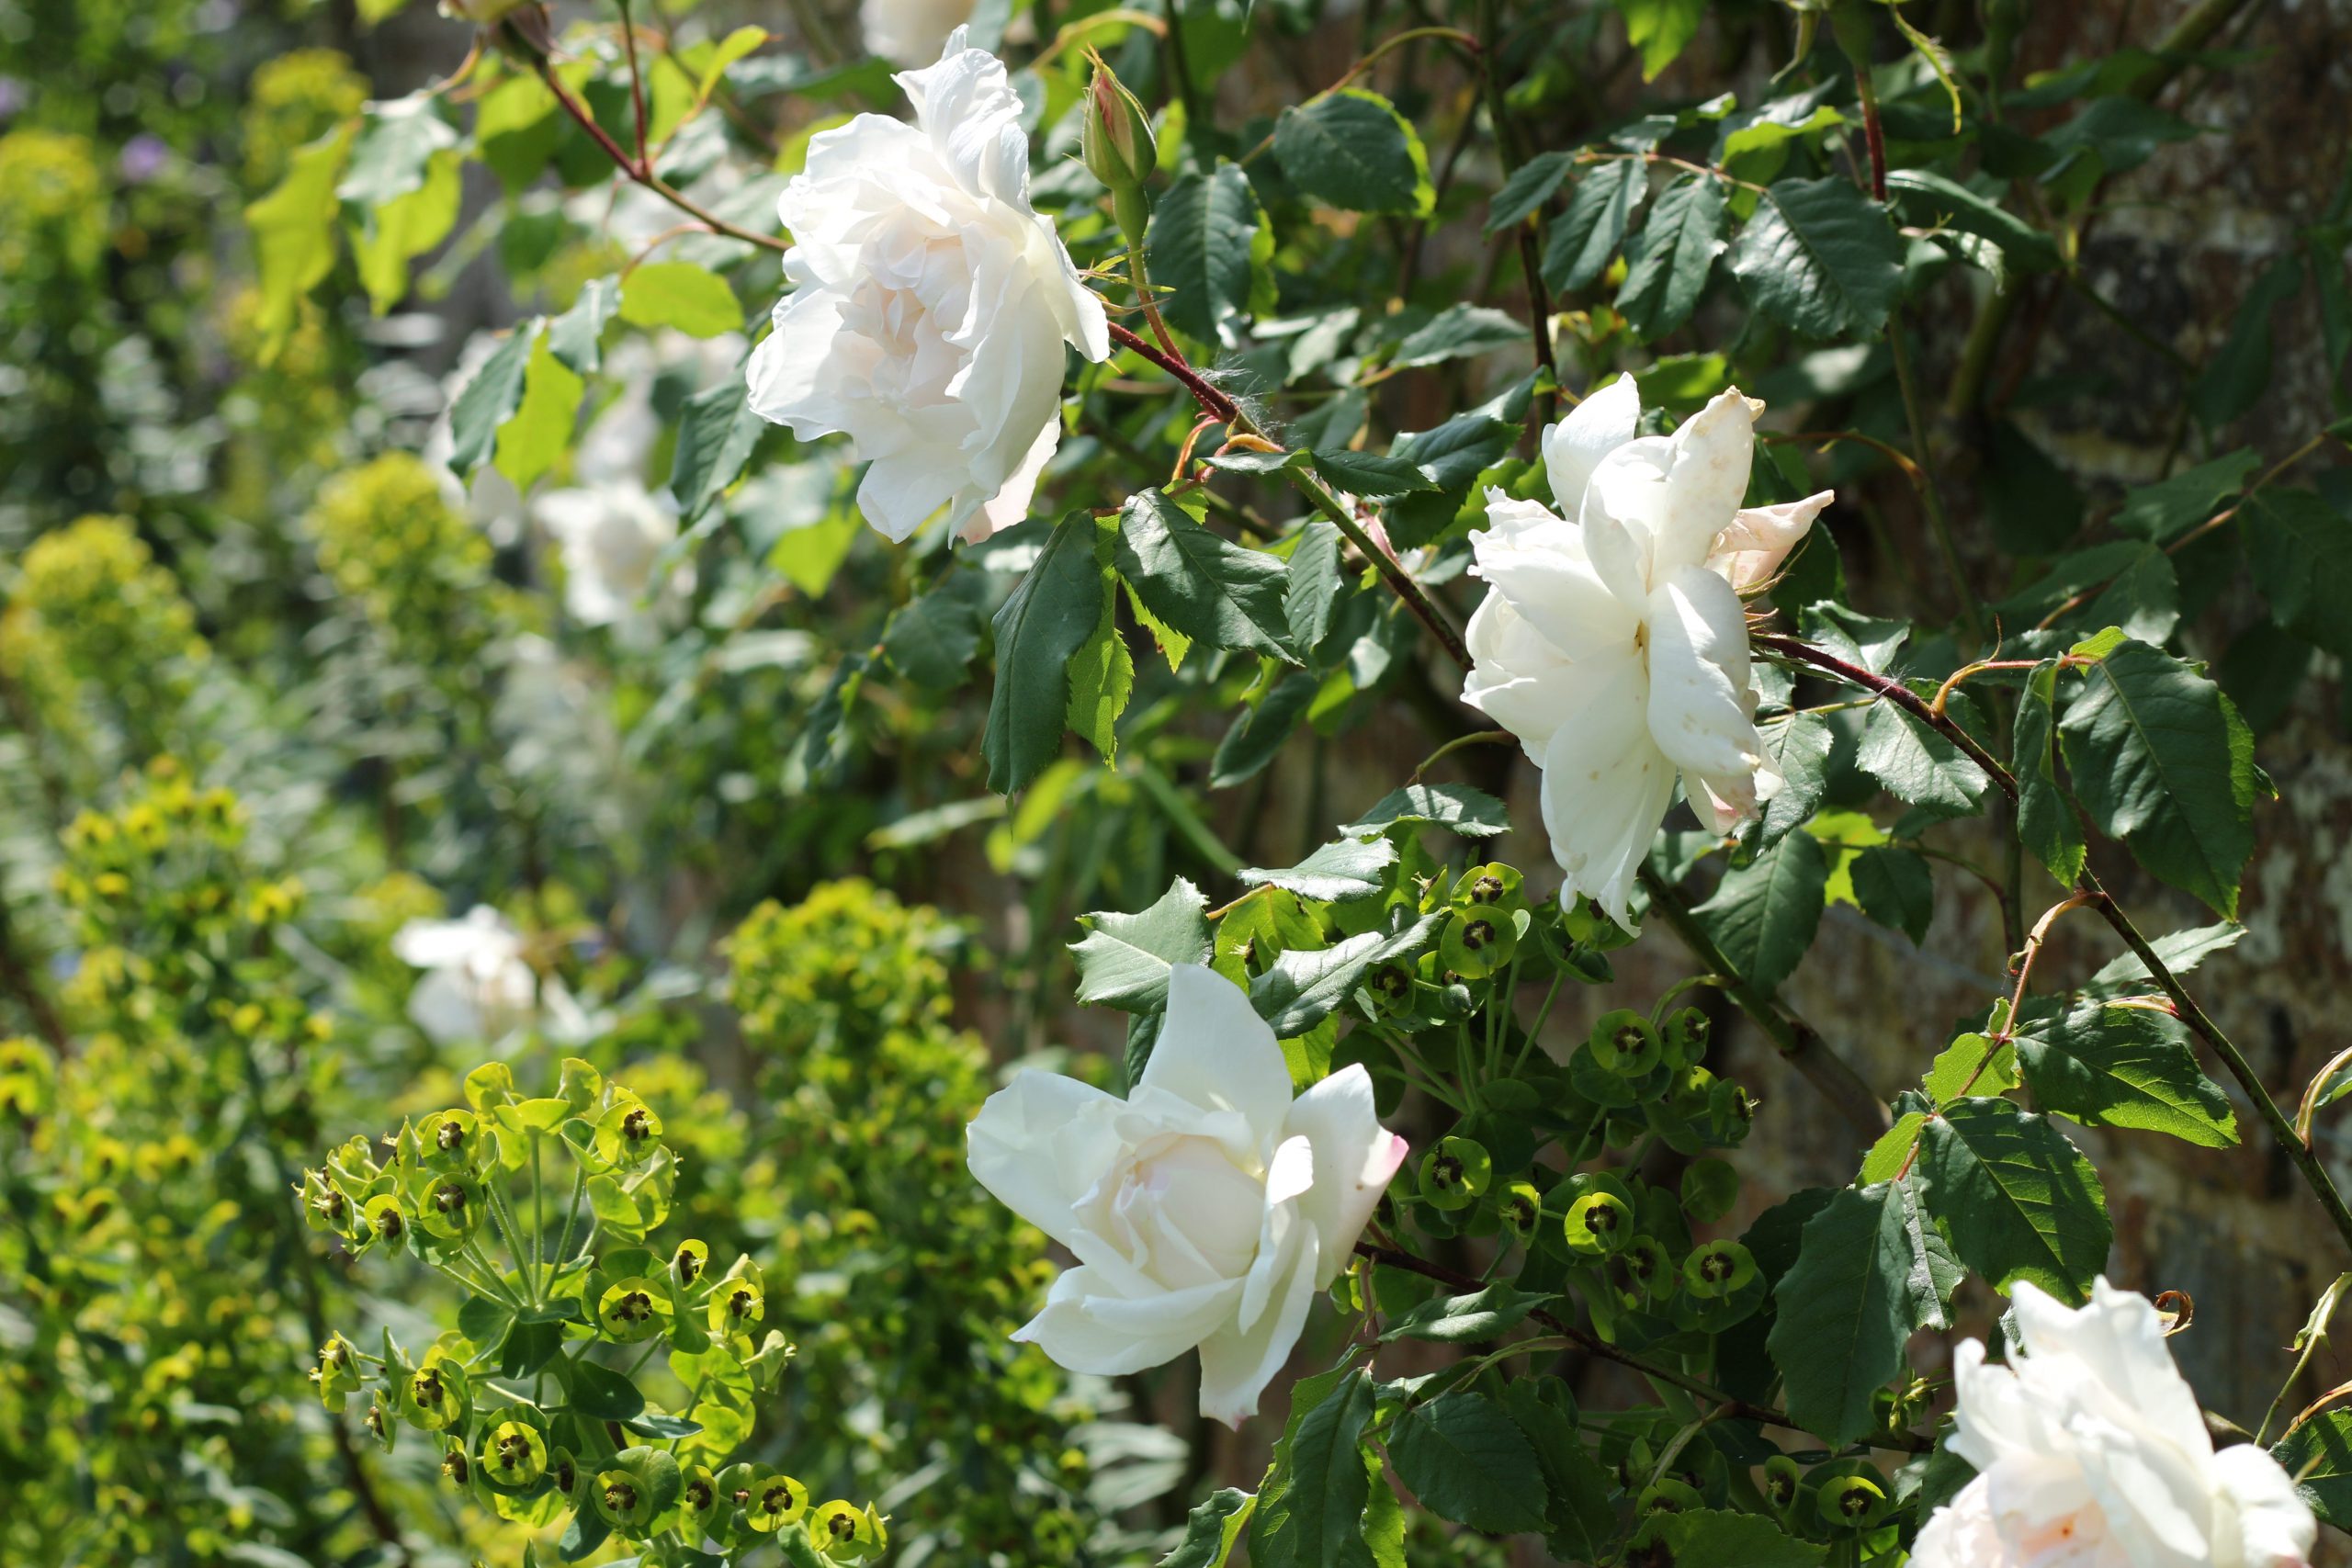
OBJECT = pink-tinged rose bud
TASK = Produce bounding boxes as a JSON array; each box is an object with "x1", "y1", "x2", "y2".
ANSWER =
[{"x1": 1080, "y1": 52, "x2": 1158, "y2": 212}]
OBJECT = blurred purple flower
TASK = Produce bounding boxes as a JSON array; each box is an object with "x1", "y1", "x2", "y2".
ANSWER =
[{"x1": 119, "y1": 134, "x2": 169, "y2": 183}]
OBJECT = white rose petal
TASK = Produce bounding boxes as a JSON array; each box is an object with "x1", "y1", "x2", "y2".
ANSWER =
[
  {"x1": 1460, "y1": 380, "x2": 1834, "y2": 923},
  {"x1": 746, "y1": 30, "x2": 1109, "y2": 546},
  {"x1": 537, "y1": 481, "x2": 688, "y2": 635},
  {"x1": 1911, "y1": 1278, "x2": 2316, "y2": 1568},
  {"x1": 967, "y1": 964, "x2": 1408, "y2": 1427},
  {"x1": 391, "y1": 906, "x2": 539, "y2": 1045}
]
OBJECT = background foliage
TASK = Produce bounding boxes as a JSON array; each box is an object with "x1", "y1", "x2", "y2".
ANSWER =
[{"x1": 3, "y1": 0, "x2": 2351, "y2": 1563}]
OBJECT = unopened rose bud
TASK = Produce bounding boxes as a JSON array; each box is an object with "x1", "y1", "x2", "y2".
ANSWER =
[{"x1": 1080, "y1": 53, "x2": 1157, "y2": 240}]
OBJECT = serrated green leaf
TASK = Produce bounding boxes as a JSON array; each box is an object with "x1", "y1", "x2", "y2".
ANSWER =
[
  {"x1": 1116, "y1": 491, "x2": 1295, "y2": 659},
  {"x1": 1693, "y1": 830, "x2": 1828, "y2": 992},
  {"x1": 1148, "y1": 161, "x2": 1274, "y2": 344},
  {"x1": 1238, "y1": 837, "x2": 1396, "y2": 901},
  {"x1": 1616, "y1": 171, "x2": 1728, "y2": 334},
  {"x1": 1849, "y1": 844, "x2": 1933, "y2": 943},
  {"x1": 1284, "y1": 520, "x2": 1345, "y2": 654},
  {"x1": 1886, "y1": 169, "x2": 2059, "y2": 272},
  {"x1": 1756, "y1": 710, "x2": 1832, "y2": 847},
  {"x1": 882, "y1": 583, "x2": 985, "y2": 688},
  {"x1": 1250, "y1": 913, "x2": 1442, "y2": 1036},
  {"x1": 2112, "y1": 450, "x2": 2260, "y2": 542},
  {"x1": 2245, "y1": 488, "x2": 2352, "y2": 658},
  {"x1": 2058, "y1": 638, "x2": 2256, "y2": 918},
  {"x1": 983, "y1": 514, "x2": 1103, "y2": 795},
  {"x1": 1730, "y1": 176, "x2": 1905, "y2": 339},
  {"x1": 1498, "y1": 1380, "x2": 1614, "y2": 1560},
  {"x1": 1486, "y1": 150, "x2": 1573, "y2": 234},
  {"x1": 2086, "y1": 922, "x2": 2244, "y2": 992},
  {"x1": 1390, "y1": 304, "x2": 1529, "y2": 368},
  {"x1": 349, "y1": 146, "x2": 461, "y2": 313},
  {"x1": 1339, "y1": 782, "x2": 1509, "y2": 838},
  {"x1": 666, "y1": 377, "x2": 763, "y2": 521},
  {"x1": 1385, "y1": 1392, "x2": 1548, "y2": 1535},
  {"x1": 1070, "y1": 877, "x2": 1212, "y2": 1013},
  {"x1": 1542, "y1": 159, "x2": 1647, "y2": 293},
  {"x1": 1272, "y1": 89, "x2": 1432, "y2": 216},
  {"x1": 1857, "y1": 701, "x2": 1990, "y2": 818},
  {"x1": 2014, "y1": 999, "x2": 2238, "y2": 1146},
  {"x1": 1767, "y1": 1179, "x2": 1958, "y2": 1447},
  {"x1": 1250, "y1": 1367, "x2": 1376, "y2": 1568},
  {"x1": 1639, "y1": 1510, "x2": 1826, "y2": 1566},
  {"x1": 1210, "y1": 669, "x2": 1318, "y2": 788},
  {"x1": 547, "y1": 276, "x2": 620, "y2": 376},
  {"x1": 1917, "y1": 1097, "x2": 2110, "y2": 1299},
  {"x1": 2014, "y1": 659, "x2": 2087, "y2": 884},
  {"x1": 1924, "y1": 1032, "x2": 2018, "y2": 1106},
  {"x1": 2274, "y1": 1411, "x2": 2352, "y2": 1530},
  {"x1": 1307, "y1": 449, "x2": 1438, "y2": 500},
  {"x1": 1380, "y1": 1284, "x2": 1555, "y2": 1344}
]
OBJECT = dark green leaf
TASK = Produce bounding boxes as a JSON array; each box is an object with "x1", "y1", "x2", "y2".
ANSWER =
[
  {"x1": 1209, "y1": 670, "x2": 1319, "y2": 788},
  {"x1": 445, "y1": 323, "x2": 537, "y2": 479},
  {"x1": 1857, "y1": 702, "x2": 1990, "y2": 818},
  {"x1": 1250, "y1": 1368, "x2": 1376, "y2": 1568},
  {"x1": 2013, "y1": 660, "x2": 2087, "y2": 885},
  {"x1": 2273, "y1": 1411, "x2": 2352, "y2": 1530},
  {"x1": 883, "y1": 584, "x2": 986, "y2": 689},
  {"x1": 1615, "y1": 172, "x2": 1728, "y2": 335},
  {"x1": 2245, "y1": 488, "x2": 2352, "y2": 658},
  {"x1": 1486, "y1": 150, "x2": 1573, "y2": 234},
  {"x1": 1380, "y1": 1284, "x2": 1555, "y2": 1344},
  {"x1": 1756, "y1": 711, "x2": 1832, "y2": 847},
  {"x1": 1694, "y1": 831, "x2": 1828, "y2": 993},
  {"x1": 2013, "y1": 999, "x2": 2238, "y2": 1146},
  {"x1": 1768, "y1": 1180, "x2": 1958, "y2": 1447},
  {"x1": 2193, "y1": 257, "x2": 2305, "y2": 429},
  {"x1": 2041, "y1": 96, "x2": 2199, "y2": 179},
  {"x1": 1499, "y1": 1381, "x2": 1615, "y2": 1561},
  {"x1": 1272, "y1": 89, "x2": 1432, "y2": 216},
  {"x1": 2113, "y1": 450, "x2": 2260, "y2": 542},
  {"x1": 1284, "y1": 520, "x2": 1345, "y2": 653},
  {"x1": 1391, "y1": 304, "x2": 1529, "y2": 368},
  {"x1": 1850, "y1": 845, "x2": 1933, "y2": 944},
  {"x1": 2086, "y1": 922, "x2": 2243, "y2": 992},
  {"x1": 984, "y1": 515, "x2": 1104, "y2": 795},
  {"x1": 1542, "y1": 159, "x2": 1647, "y2": 294},
  {"x1": 2058, "y1": 638, "x2": 2256, "y2": 918},
  {"x1": 667, "y1": 378, "x2": 763, "y2": 521},
  {"x1": 1917, "y1": 1097, "x2": 2110, "y2": 1299},
  {"x1": 1160, "y1": 1489, "x2": 1257, "y2": 1568},
  {"x1": 1250, "y1": 913, "x2": 1443, "y2": 1036},
  {"x1": 1639, "y1": 1510, "x2": 1826, "y2": 1566},
  {"x1": 1886, "y1": 169, "x2": 2060, "y2": 272},
  {"x1": 1390, "y1": 412, "x2": 1515, "y2": 496},
  {"x1": 1729, "y1": 177, "x2": 1905, "y2": 339},
  {"x1": 1308, "y1": 449, "x2": 1438, "y2": 500},
  {"x1": 1116, "y1": 491, "x2": 1295, "y2": 659},
  {"x1": 1148, "y1": 162, "x2": 1274, "y2": 344},
  {"x1": 569, "y1": 1359, "x2": 647, "y2": 1421},
  {"x1": 1386, "y1": 1392, "x2": 1549, "y2": 1535}
]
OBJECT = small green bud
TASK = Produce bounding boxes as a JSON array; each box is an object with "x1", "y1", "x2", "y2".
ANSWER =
[
  {"x1": 1617, "y1": 1235, "x2": 1676, "y2": 1302},
  {"x1": 1440, "y1": 908, "x2": 1519, "y2": 979},
  {"x1": 1664, "y1": 1005, "x2": 1712, "y2": 1066},
  {"x1": 1639, "y1": 1477, "x2": 1704, "y2": 1515},
  {"x1": 1762, "y1": 1453, "x2": 1803, "y2": 1513},
  {"x1": 1080, "y1": 52, "x2": 1157, "y2": 221}
]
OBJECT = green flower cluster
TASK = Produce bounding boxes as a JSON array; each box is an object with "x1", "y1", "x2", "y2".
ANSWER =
[
  {"x1": 0, "y1": 515, "x2": 208, "y2": 761},
  {"x1": 0, "y1": 764, "x2": 350, "y2": 1566},
  {"x1": 240, "y1": 48, "x2": 368, "y2": 191},
  {"x1": 725, "y1": 882, "x2": 1100, "y2": 1564},
  {"x1": 305, "y1": 1059, "x2": 888, "y2": 1566},
  {"x1": 0, "y1": 129, "x2": 107, "y2": 280},
  {"x1": 308, "y1": 451, "x2": 510, "y2": 673}
]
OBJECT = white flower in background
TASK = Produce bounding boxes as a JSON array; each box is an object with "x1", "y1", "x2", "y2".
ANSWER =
[
  {"x1": 392, "y1": 906, "x2": 583, "y2": 1046},
  {"x1": 1913, "y1": 1279, "x2": 2313, "y2": 1568},
  {"x1": 967, "y1": 964, "x2": 1408, "y2": 1426},
  {"x1": 1461, "y1": 377, "x2": 1834, "y2": 925},
  {"x1": 860, "y1": 0, "x2": 977, "y2": 68},
  {"x1": 745, "y1": 30, "x2": 1110, "y2": 544},
  {"x1": 536, "y1": 481, "x2": 688, "y2": 633}
]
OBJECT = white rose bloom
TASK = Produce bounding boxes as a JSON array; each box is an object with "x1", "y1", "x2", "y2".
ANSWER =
[
  {"x1": 745, "y1": 31, "x2": 1110, "y2": 545},
  {"x1": 967, "y1": 964, "x2": 1408, "y2": 1427},
  {"x1": 860, "y1": 0, "x2": 976, "y2": 68},
  {"x1": 1461, "y1": 377, "x2": 1834, "y2": 925},
  {"x1": 536, "y1": 481, "x2": 688, "y2": 634},
  {"x1": 1914, "y1": 1279, "x2": 2314, "y2": 1568},
  {"x1": 392, "y1": 906, "x2": 583, "y2": 1046}
]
